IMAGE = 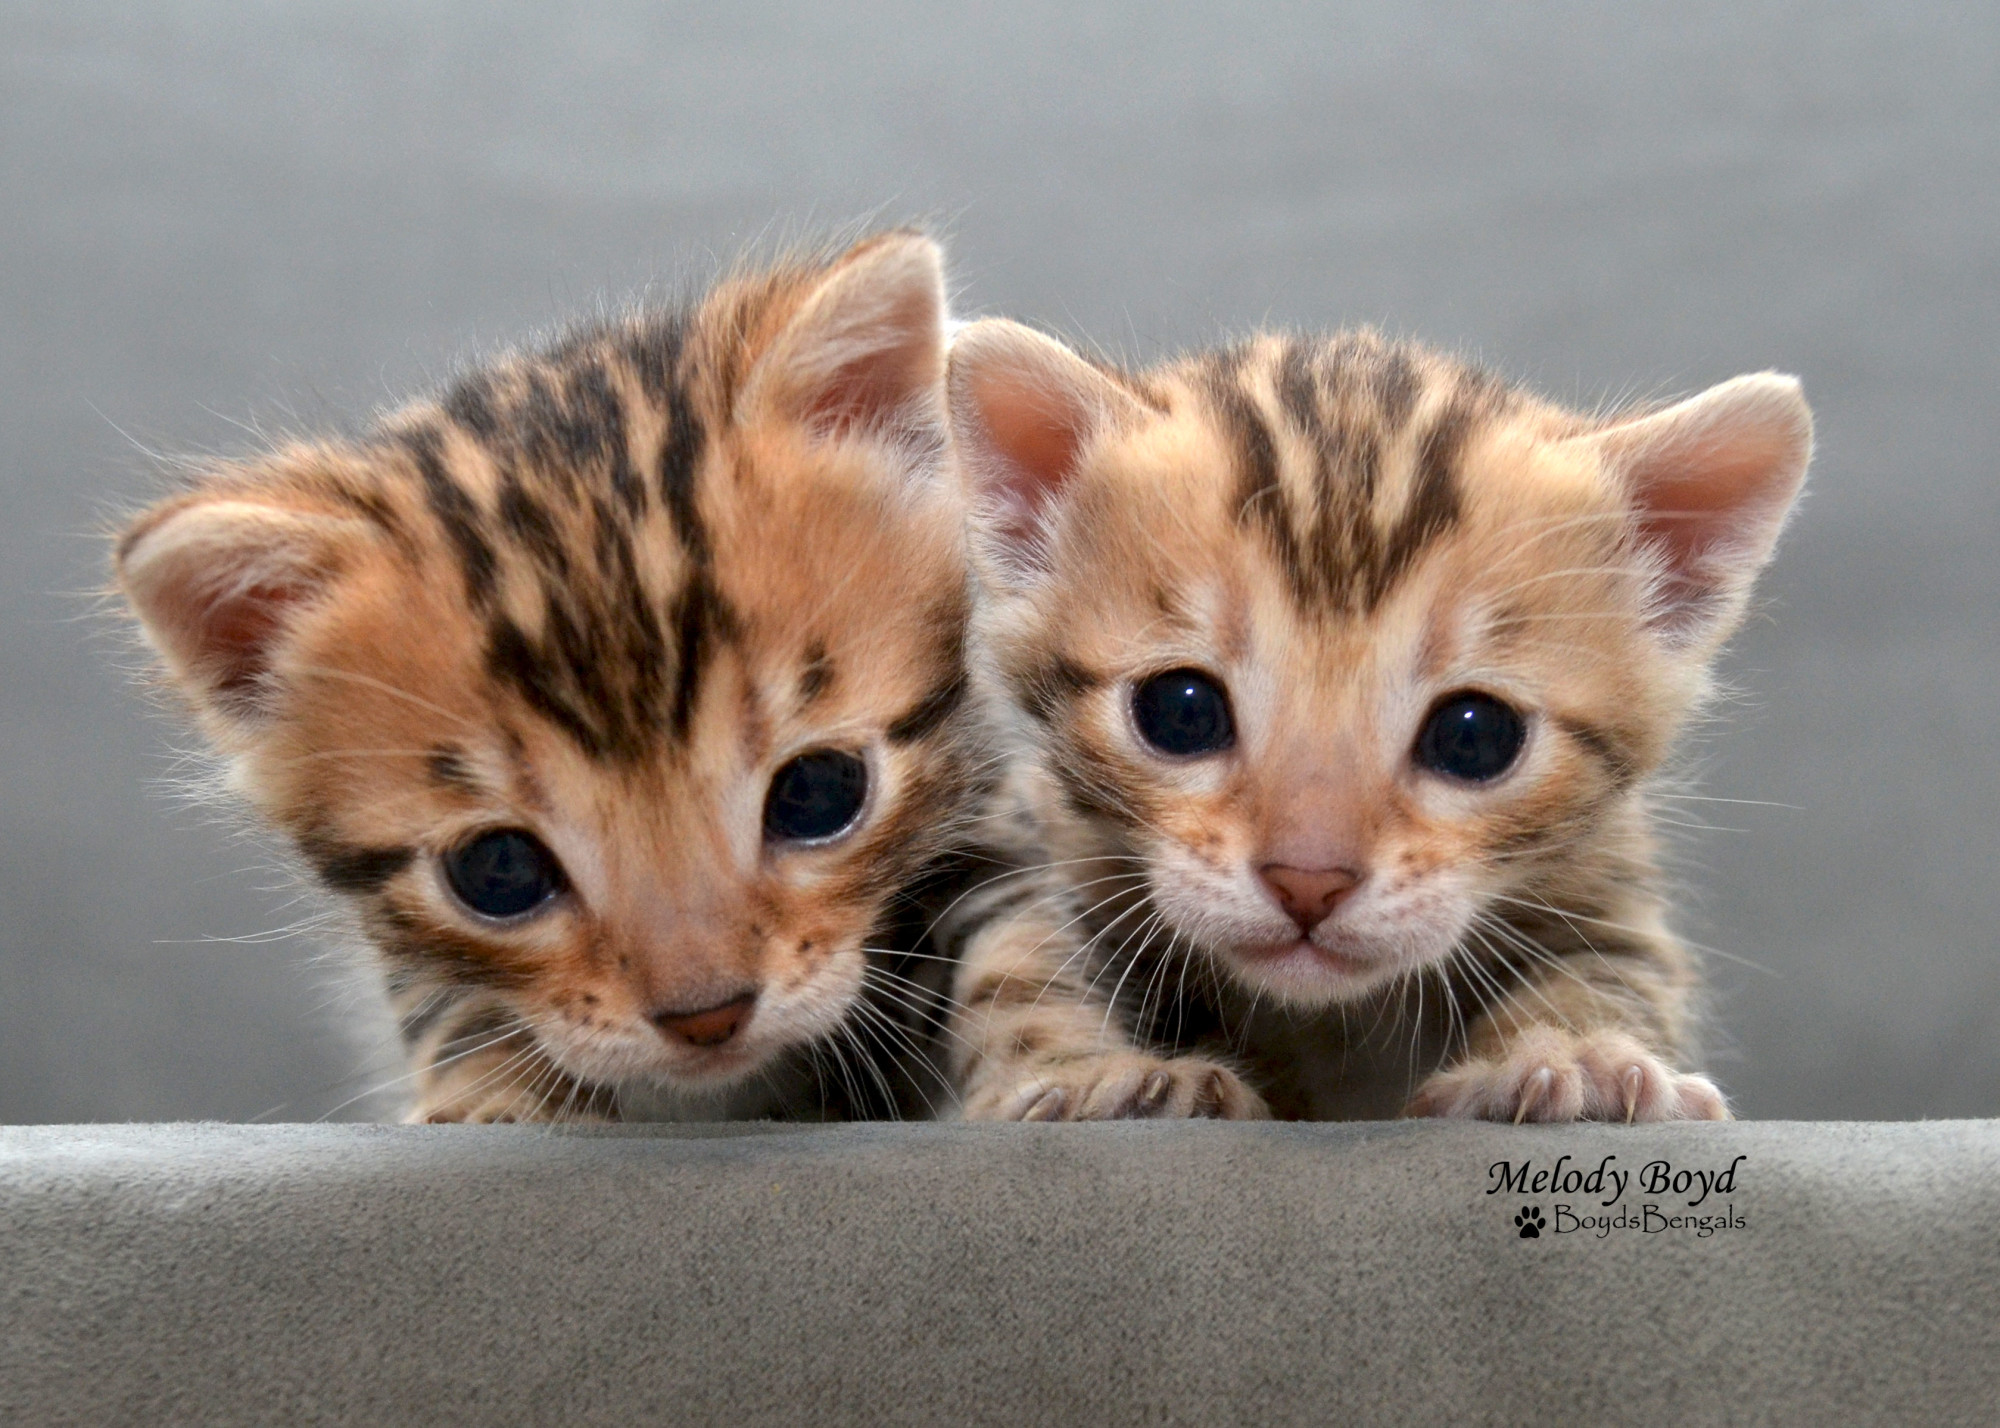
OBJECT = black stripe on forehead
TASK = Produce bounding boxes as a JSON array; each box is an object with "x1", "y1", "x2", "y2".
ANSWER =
[
  {"x1": 1365, "y1": 391, "x2": 1469, "y2": 608},
  {"x1": 406, "y1": 424, "x2": 497, "y2": 609},
  {"x1": 666, "y1": 569, "x2": 739, "y2": 744},
  {"x1": 443, "y1": 370, "x2": 502, "y2": 442},
  {"x1": 486, "y1": 560, "x2": 690, "y2": 762},
  {"x1": 410, "y1": 310, "x2": 737, "y2": 765},
  {"x1": 658, "y1": 375, "x2": 709, "y2": 565},
  {"x1": 619, "y1": 313, "x2": 712, "y2": 566},
  {"x1": 1219, "y1": 356, "x2": 1332, "y2": 609},
  {"x1": 1224, "y1": 336, "x2": 1482, "y2": 615},
  {"x1": 565, "y1": 361, "x2": 645, "y2": 520},
  {"x1": 444, "y1": 316, "x2": 701, "y2": 564}
]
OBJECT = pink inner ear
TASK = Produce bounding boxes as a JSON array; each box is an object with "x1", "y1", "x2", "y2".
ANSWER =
[
  {"x1": 974, "y1": 369, "x2": 1095, "y2": 544},
  {"x1": 774, "y1": 240, "x2": 946, "y2": 445},
  {"x1": 1631, "y1": 426, "x2": 1800, "y2": 573},
  {"x1": 801, "y1": 338, "x2": 933, "y2": 440},
  {"x1": 197, "y1": 577, "x2": 310, "y2": 708},
  {"x1": 1604, "y1": 375, "x2": 1811, "y2": 640},
  {"x1": 120, "y1": 498, "x2": 359, "y2": 724}
]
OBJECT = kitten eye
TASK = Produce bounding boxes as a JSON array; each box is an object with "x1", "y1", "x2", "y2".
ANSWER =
[
  {"x1": 1132, "y1": 668, "x2": 1236, "y2": 757},
  {"x1": 764, "y1": 749, "x2": 869, "y2": 843},
  {"x1": 442, "y1": 829, "x2": 567, "y2": 920},
  {"x1": 1414, "y1": 692, "x2": 1527, "y2": 783}
]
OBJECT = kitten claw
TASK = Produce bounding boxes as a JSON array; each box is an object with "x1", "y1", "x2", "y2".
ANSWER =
[
  {"x1": 1514, "y1": 1067, "x2": 1553, "y2": 1124},
  {"x1": 966, "y1": 1054, "x2": 1268, "y2": 1121},
  {"x1": 1022, "y1": 1087, "x2": 1068, "y2": 1121},
  {"x1": 1406, "y1": 1027, "x2": 1729, "y2": 1123}
]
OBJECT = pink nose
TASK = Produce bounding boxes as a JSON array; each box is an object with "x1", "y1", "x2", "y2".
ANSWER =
[
  {"x1": 1258, "y1": 864, "x2": 1361, "y2": 934},
  {"x1": 650, "y1": 992, "x2": 758, "y2": 1048}
]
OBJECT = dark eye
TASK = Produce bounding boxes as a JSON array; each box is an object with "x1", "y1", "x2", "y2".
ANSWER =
[
  {"x1": 443, "y1": 829, "x2": 566, "y2": 919},
  {"x1": 1132, "y1": 668, "x2": 1236, "y2": 757},
  {"x1": 1414, "y1": 692, "x2": 1527, "y2": 783},
  {"x1": 764, "y1": 749, "x2": 869, "y2": 842}
]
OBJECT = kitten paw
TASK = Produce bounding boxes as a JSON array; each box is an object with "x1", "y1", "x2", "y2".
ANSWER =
[
  {"x1": 1404, "y1": 1027, "x2": 1729, "y2": 1123},
  {"x1": 966, "y1": 1054, "x2": 1269, "y2": 1121}
]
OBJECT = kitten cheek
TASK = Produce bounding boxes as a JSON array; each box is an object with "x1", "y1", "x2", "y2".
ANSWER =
[
  {"x1": 1145, "y1": 862, "x2": 1293, "y2": 964},
  {"x1": 750, "y1": 945, "x2": 870, "y2": 1049}
]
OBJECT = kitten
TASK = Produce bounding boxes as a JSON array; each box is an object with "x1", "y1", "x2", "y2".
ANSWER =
[
  {"x1": 942, "y1": 319, "x2": 1811, "y2": 1122},
  {"x1": 115, "y1": 232, "x2": 991, "y2": 1123}
]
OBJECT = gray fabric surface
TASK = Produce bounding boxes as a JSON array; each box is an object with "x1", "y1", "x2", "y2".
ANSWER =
[{"x1": 3, "y1": 1122, "x2": 1995, "y2": 1425}]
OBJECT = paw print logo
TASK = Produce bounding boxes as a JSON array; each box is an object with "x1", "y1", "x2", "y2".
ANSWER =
[{"x1": 1515, "y1": 1205, "x2": 1545, "y2": 1239}]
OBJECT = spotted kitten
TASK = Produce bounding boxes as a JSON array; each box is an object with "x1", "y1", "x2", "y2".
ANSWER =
[
  {"x1": 116, "y1": 232, "x2": 990, "y2": 1122},
  {"x1": 943, "y1": 319, "x2": 1811, "y2": 1122}
]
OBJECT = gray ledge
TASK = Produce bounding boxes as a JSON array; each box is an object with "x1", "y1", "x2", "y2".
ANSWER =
[{"x1": 4, "y1": 1120, "x2": 1997, "y2": 1425}]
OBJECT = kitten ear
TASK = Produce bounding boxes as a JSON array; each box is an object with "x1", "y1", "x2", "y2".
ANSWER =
[
  {"x1": 948, "y1": 319, "x2": 1147, "y2": 567},
  {"x1": 747, "y1": 231, "x2": 948, "y2": 461},
  {"x1": 1582, "y1": 372, "x2": 1813, "y2": 647},
  {"x1": 116, "y1": 493, "x2": 368, "y2": 728}
]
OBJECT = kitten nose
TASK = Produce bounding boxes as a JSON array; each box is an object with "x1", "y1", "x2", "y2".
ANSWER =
[
  {"x1": 1258, "y1": 864, "x2": 1361, "y2": 934},
  {"x1": 649, "y1": 991, "x2": 758, "y2": 1048}
]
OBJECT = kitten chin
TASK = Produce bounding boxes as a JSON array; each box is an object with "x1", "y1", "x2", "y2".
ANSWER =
[
  {"x1": 946, "y1": 319, "x2": 1807, "y2": 1124},
  {"x1": 610, "y1": 1065, "x2": 819, "y2": 1123}
]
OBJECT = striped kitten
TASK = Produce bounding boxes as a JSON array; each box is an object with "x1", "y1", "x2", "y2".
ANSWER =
[
  {"x1": 115, "y1": 232, "x2": 990, "y2": 1122},
  {"x1": 945, "y1": 320, "x2": 1811, "y2": 1122}
]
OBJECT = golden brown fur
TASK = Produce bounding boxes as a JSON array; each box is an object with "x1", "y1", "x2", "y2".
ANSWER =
[
  {"x1": 116, "y1": 233, "x2": 989, "y2": 1121},
  {"x1": 945, "y1": 321, "x2": 1812, "y2": 1122}
]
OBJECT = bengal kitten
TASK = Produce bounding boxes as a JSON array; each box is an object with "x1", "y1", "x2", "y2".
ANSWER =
[
  {"x1": 115, "y1": 232, "x2": 996, "y2": 1123},
  {"x1": 943, "y1": 319, "x2": 1811, "y2": 1122}
]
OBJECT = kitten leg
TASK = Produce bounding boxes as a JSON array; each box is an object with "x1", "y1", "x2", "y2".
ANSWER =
[
  {"x1": 1406, "y1": 905, "x2": 1728, "y2": 1123},
  {"x1": 939, "y1": 876, "x2": 1268, "y2": 1121},
  {"x1": 396, "y1": 989, "x2": 617, "y2": 1124}
]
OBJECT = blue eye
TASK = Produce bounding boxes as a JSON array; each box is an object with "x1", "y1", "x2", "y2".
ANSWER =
[
  {"x1": 1132, "y1": 669, "x2": 1235, "y2": 757},
  {"x1": 443, "y1": 829, "x2": 566, "y2": 919},
  {"x1": 764, "y1": 749, "x2": 869, "y2": 842},
  {"x1": 1415, "y1": 692, "x2": 1526, "y2": 782}
]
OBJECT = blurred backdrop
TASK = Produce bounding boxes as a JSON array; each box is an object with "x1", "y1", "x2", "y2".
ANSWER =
[{"x1": 4, "y1": 2, "x2": 1996, "y2": 1121}]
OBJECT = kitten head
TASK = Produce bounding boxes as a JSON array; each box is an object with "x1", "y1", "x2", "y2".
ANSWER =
[
  {"x1": 951, "y1": 321, "x2": 1810, "y2": 1009},
  {"x1": 117, "y1": 232, "x2": 980, "y2": 1094}
]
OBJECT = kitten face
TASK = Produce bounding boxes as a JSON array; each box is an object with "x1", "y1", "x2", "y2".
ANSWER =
[
  {"x1": 952, "y1": 326, "x2": 1808, "y2": 1011},
  {"x1": 119, "y1": 234, "x2": 979, "y2": 1094}
]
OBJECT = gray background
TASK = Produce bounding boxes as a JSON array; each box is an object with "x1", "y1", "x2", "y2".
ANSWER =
[{"x1": 3, "y1": 2, "x2": 1994, "y2": 1122}]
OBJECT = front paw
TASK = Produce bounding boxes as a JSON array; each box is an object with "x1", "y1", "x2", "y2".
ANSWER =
[
  {"x1": 965, "y1": 1053, "x2": 1270, "y2": 1121},
  {"x1": 1405, "y1": 1027, "x2": 1729, "y2": 1123}
]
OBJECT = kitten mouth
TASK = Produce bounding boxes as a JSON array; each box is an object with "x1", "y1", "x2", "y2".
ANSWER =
[
  {"x1": 1238, "y1": 937, "x2": 1378, "y2": 980},
  {"x1": 658, "y1": 1041, "x2": 768, "y2": 1084}
]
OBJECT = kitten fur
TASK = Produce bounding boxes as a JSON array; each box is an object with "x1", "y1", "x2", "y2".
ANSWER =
[
  {"x1": 115, "y1": 232, "x2": 996, "y2": 1123},
  {"x1": 945, "y1": 319, "x2": 1811, "y2": 1122}
]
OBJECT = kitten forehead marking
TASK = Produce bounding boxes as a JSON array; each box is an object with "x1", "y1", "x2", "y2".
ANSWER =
[{"x1": 1205, "y1": 333, "x2": 1523, "y2": 618}]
